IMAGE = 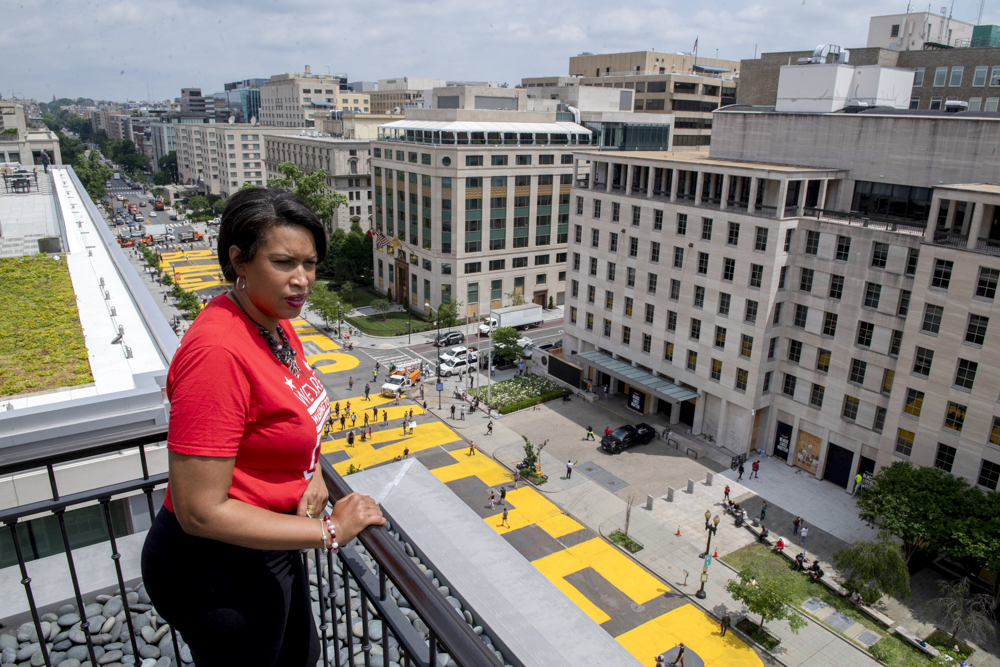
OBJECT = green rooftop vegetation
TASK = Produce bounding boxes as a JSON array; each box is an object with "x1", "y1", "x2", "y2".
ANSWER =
[{"x1": 0, "y1": 254, "x2": 94, "y2": 397}]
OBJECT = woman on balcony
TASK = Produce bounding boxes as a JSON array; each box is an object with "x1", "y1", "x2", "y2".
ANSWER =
[{"x1": 141, "y1": 187, "x2": 385, "y2": 667}]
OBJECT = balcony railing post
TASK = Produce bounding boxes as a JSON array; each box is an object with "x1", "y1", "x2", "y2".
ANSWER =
[
  {"x1": 344, "y1": 561, "x2": 356, "y2": 665},
  {"x1": 138, "y1": 443, "x2": 156, "y2": 522},
  {"x1": 100, "y1": 498, "x2": 141, "y2": 660},
  {"x1": 313, "y1": 549, "x2": 332, "y2": 667},
  {"x1": 359, "y1": 584, "x2": 373, "y2": 667},
  {"x1": 54, "y1": 508, "x2": 99, "y2": 666},
  {"x1": 6, "y1": 520, "x2": 53, "y2": 667},
  {"x1": 325, "y1": 550, "x2": 341, "y2": 667}
]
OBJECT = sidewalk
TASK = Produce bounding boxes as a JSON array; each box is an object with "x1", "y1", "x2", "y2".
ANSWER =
[{"x1": 470, "y1": 416, "x2": 880, "y2": 667}]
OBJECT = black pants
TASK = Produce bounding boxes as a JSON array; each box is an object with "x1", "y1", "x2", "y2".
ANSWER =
[{"x1": 141, "y1": 509, "x2": 320, "y2": 667}]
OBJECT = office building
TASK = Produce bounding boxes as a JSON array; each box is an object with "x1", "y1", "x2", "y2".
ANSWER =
[
  {"x1": 561, "y1": 61, "x2": 1000, "y2": 496},
  {"x1": 223, "y1": 78, "x2": 266, "y2": 123},
  {"x1": 867, "y1": 11, "x2": 974, "y2": 50},
  {"x1": 369, "y1": 90, "x2": 593, "y2": 315},
  {"x1": 263, "y1": 133, "x2": 373, "y2": 230},
  {"x1": 0, "y1": 100, "x2": 61, "y2": 166},
  {"x1": 179, "y1": 88, "x2": 207, "y2": 113},
  {"x1": 524, "y1": 50, "x2": 738, "y2": 149},
  {"x1": 260, "y1": 67, "x2": 369, "y2": 128}
]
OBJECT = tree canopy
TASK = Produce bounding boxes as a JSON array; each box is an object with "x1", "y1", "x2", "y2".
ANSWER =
[
  {"x1": 832, "y1": 539, "x2": 911, "y2": 603},
  {"x1": 492, "y1": 326, "x2": 524, "y2": 363},
  {"x1": 725, "y1": 567, "x2": 807, "y2": 634},
  {"x1": 306, "y1": 282, "x2": 343, "y2": 330},
  {"x1": 267, "y1": 161, "x2": 347, "y2": 228},
  {"x1": 73, "y1": 150, "x2": 114, "y2": 201},
  {"x1": 157, "y1": 151, "x2": 178, "y2": 183},
  {"x1": 320, "y1": 222, "x2": 372, "y2": 286}
]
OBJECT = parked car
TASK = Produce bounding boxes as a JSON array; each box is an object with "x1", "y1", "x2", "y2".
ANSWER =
[
  {"x1": 441, "y1": 346, "x2": 475, "y2": 363},
  {"x1": 433, "y1": 331, "x2": 465, "y2": 347},
  {"x1": 601, "y1": 423, "x2": 657, "y2": 454},
  {"x1": 169, "y1": 214, "x2": 178, "y2": 221},
  {"x1": 439, "y1": 357, "x2": 473, "y2": 377},
  {"x1": 479, "y1": 351, "x2": 500, "y2": 369}
]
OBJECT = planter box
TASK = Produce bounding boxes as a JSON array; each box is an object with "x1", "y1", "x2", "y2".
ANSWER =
[{"x1": 736, "y1": 618, "x2": 781, "y2": 650}]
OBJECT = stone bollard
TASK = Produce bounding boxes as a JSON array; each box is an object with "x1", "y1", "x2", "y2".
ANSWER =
[
  {"x1": 706, "y1": 471, "x2": 714, "y2": 486},
  {"x1": 646, "y1": 495, "x2": 654, "y2": 510},
  {"x1": 687, "y1": 479, "x2": 695, "y2": 493},
  {"x1": 666, "y1": 487, "x2": 675, "y2": 502}
]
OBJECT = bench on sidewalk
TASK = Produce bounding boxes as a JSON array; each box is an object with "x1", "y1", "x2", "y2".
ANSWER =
[
  {"x1": 855, "y1": 603, "x2": 894, "y2": 628},
  {"x1": 818, "y1": 576, "x2": 848, "y2": 597},
  {"x1": 894, "y1": 626, "x2": 939, "y2": 657}
]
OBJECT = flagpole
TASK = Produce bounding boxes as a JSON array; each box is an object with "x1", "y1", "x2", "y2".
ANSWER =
[{"x1": 694, "y1": 36, "x2": 699, "y2": 70}]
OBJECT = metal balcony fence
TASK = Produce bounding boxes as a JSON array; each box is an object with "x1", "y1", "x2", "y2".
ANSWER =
[{"x1": 0, "y1": 428, "x2": 506, "y2": 667}]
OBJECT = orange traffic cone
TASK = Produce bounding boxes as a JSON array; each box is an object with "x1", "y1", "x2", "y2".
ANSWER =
[
  {"x1": 713, "y1": 548, "x2": 719, "y2": 559},
  {"x1": 676, "y1": 525, "x2": 682, "y2": 537}
]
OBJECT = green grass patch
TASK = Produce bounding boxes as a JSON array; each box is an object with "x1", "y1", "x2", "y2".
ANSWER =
[
  {"x1": 722, "y1": 544, "x2": 887, "y2": 637},
  {"x1": 0, "y1": 255, "x2": 94, "y2": 397},
  {"x1": 342, "y1": 312, "x2": 437, "y2": 337},
  {"x1": 869, "y1": 636, "x2": 936, "y2": 667},
  {"x1": 609, "y1": 530, "x2": 643, "y2": 553},
  {"x1": 467, "y1": 375, "x2": 563, "y2": 413},
  {"x1": 339, "y1": 286, "x2": 378, "y2": 309}
]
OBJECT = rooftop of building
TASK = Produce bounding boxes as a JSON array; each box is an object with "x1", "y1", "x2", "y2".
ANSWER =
[
  {"x1": 574, "y1": 149, "x2": 848, "y2": 174},
  {"x1": 936, "y1": 183, "x2": 1000, "y2": 195},
  {"x1": 0, "y1": 168, "x2": 173, "y2": 411},
  {"x1": 717, "y1": 104, "x2": 1000, "y2": 119}
]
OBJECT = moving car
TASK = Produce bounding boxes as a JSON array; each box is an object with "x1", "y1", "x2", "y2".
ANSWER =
[
  {"x1": 441, "y1": 346, "x2": 475, "y2": 364},
  {"x1": 439, "y1": 357, "x2": 473, "y2": 377},
  {"x1": 149, "y1": 212, "x2": 157, "y2": 217},
  {"x1": 433, "y1": 331, "x2": 465, "y2": 347},
  {"x1": 601, "y1": 423, "x2": 657, "y2": 454},
  {"x1": 380, "y1": 366, "x2": 421, "y2": 397}
]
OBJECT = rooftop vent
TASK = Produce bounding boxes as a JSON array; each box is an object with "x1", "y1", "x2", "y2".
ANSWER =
[{"x1": 797, "y1": 44, "x2": 851, "y2": 65}]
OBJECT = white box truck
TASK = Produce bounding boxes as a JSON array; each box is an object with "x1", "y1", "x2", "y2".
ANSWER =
[{"x1": 479, "y1": 303, "x2": 544, "y2": 336}]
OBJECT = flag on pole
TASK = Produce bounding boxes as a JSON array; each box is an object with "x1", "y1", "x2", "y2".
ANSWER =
[{"x1": 693, "y1": 36, "x2": 699, "y2": 54}]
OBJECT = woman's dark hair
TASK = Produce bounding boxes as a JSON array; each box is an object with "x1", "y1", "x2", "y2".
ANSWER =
[{"x1": 217, "y1": 187, "x2": 327, "y2": 281}]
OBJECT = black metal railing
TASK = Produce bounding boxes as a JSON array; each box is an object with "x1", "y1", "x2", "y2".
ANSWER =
[
  {"x1": 0, "y1": 430, "x2": 506, "y2": 667},
  {"x1": 803, "y1": 207, "x2": 926, "y2": 235}
]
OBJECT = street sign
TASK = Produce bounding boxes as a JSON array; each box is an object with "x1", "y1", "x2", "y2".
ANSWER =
[
  {"x1": 704, "y1": 556, "x2": 712, "y2": 567},
  {"x1": 700, "y1": 573, "x2": 708, "y2": 583},
  {"x1": 436, "y1": 383, "x2": 444, "y2": 391}
]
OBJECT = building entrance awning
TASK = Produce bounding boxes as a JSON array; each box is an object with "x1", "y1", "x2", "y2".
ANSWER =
[
  {"x1": 577, "y1": 350, "x2": 699, "y2": 402},
  {"x1": 693, "y1": 65, "x2": 731, "y2": 73}
]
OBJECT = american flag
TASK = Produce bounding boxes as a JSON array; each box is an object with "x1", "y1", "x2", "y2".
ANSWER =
[
  {"x1": 368, "y1": 230, "x2": 392, "y2": 248},
  {"x1": 693, "y1": 37, "x2": 699, "y2": 54}
]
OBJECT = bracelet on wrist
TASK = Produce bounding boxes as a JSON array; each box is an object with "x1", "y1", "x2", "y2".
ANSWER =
[{"x1": 323, "y1": 516, "x2": 338, "y2": 552}]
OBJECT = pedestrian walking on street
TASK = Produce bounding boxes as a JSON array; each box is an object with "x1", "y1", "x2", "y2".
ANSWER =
[
  {"x1": 340, "y1": 415, "x2": 346, "y2": 431},
  {"x1": 852, "y1": 472, "x2": 863, "y2": 496},
  {"x1": 347, "y1": 430, "x2": 355, "y2": 447},
  {"x1": 376, "y1": 361, "x2": 381, "y2": 374},
  {"x1": 364, "y1": 413, "x2": 369, "y2": 427},
  {"x1": 499, "y1": 486, "x2": 506, "y2": 505},
  {"x1": 489, "y1": 491, "x2": 496, "y2": 510},
  {"x1": 586, "y1": 425, "x2": 595, "y2": 441},
  {"x1": 760, "y1": 501, "x2": 768, "y2": 522},
  {"x1": 401, "y1": 419, "x2": 408, "y2": 436},
  {"x1": 793, "y1": 516, "x2": 801, "y2": 535},
  {"x1": 605, "y1": 426, "x2": 612, "y2": 438},
  {"x1": 163, "y1": 293, "x2": 168, "y2": 302},
  {"x1": 501, "y1": 507, "x2": 510, "y2": 529},
  {"x1": 349, "y1": 376, "x2": 354, "y2": 391},
  {"x1": 372, "y1": 404, "x2": 378, "y2": 420},
  {"x1": 409, "y1": 420, "x2": 416, "y2": 436},
  {"x1": 603, "y1": 385, "x2": 609, "y2": 400},
  {"x1": 394, "y1": 392, "x2": 401, "y2": 406},
  {"x1": 368, "y1": 426, "x2": 372, "y2": 439},
  {"x1": 334, "y1": 402, "x2": 341, "y2": 417},
  {"x1": 383, "y1": 410, "x2": 388, "y2": 426},
  {"x1": 409, "y1": 408, "x2": 414, "y2": 420},
  {"x1": 513, "y1": 469, "x2": 520, "y2": 489},
  {"x1": 469, "y1": 440, "x2": 476, "y2": 456},
  {"x1": 750, "y1": 460, "x2": 759, "y2": 479},
  {"x1": 460, "y1": 406, "x2": 466, "y2": 420},
  {"x1": 723, "y1": 485, "x2": 730, "y2": 502},
  {"x1": 351, "y1": 412, "x2": 357, "y2": 427},
  {"x1": 420, "y1": 384, "x2": 425, "y2": 399},
  {"x1": 737, "y1": 463, "x2": 745, "y2": 480},
  {"x1": 365, "y1": 383, "x2": 371, "y2": 400},
  {"x1": 450, "y1": 405, "x2": 456, "y2": 419},
  {"x1": 799, "y1": 525, "x2": 809, "y2": 545},
  {"x1": 403, "y1": 447, "x2": 409, "y2": 458},
  {"x1": 566, "y1": 460, "x2": 575, "y2": 479},
  {"x1": 669, "y1": 643, "x2": 686, "y2": 666},
  {"x1": 373, "y1": 369, "x2": 377, "y2": 381},
  {"x1": 487, "y1": 420, "x2": 493, "y2": 436},
  {"x1": 720, "y1": 612, "x2": 731, "y2": 637}
]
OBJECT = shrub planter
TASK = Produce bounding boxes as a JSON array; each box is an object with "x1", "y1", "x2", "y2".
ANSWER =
[
  {"x1": 736, "y1": 618, "x2": 781, "y2": 650},
  {"x1": 609, "y1": 530, "x2": 643, "y2": 554}
]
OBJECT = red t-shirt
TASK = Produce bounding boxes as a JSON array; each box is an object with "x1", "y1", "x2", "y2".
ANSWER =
[{"x1": 163, "y1": 296, "x2": 329, "y2": 515}]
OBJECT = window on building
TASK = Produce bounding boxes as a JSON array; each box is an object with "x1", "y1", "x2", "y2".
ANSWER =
[
  {"x1": 857, "y1": 284, "x2": 880, "y2": 311},
  {"x1": 715, "y1": 326, "x2": 727, "y2": 349},
  {"x1": 745, "y1": 300, "x2": 758, "y2": 323},
  {"x1": 890, "y1": 329, "x2": 903, "y2": 356},
  {"x1": 871, "y1": 242, "x2": 889, "y2": 268},
  {"x1": 607, "y1": 262, "x2": 616, "y2": 282},
  {"x1": 930, "y1": 97, "x2": 943, "y2": 110},
  {"x1": 931, "y1": 259, "x2": 954, "y2": 289},
  {"x1": 690, "y1": 318, "x2": 701, "y2": 340},
  {"x1": 896, "y1": 429, "x2": 915, "y2": 456},
  {"x1": 979, "y1": 459, "x2": 1000, "y2": 491},
  {"x1": 723, "y1": 258, "x2": 736, "y2": 282},
  {"x1": 694, "y1": 286, "x2": 705, "y2": 308},
  {"x1": 645, "y1": 303, "x2": 655, "y2": 324},
  {"x1": 735, "y1": 368, "x2": 748, "y2": 392},
  {"x1": 810, "y1": 384, "x2": 825, "y2": 408},
  {"x1": 966, "y1": 313, "x2": 990, "y2": 345},
  {"x1": 624, "y1": 296, "x2": 633, "y2": 317},
  {"x1": 794, "y1": 304, "x2": 808, "y2": 328},
  {"x1": 711, "y1": 358, "x2": 722, "y2": 381},
  {"x1": 950, "y1": 66, "x2": 964, "y2": 87},
  {"x1": 650, "y1": 241, "x2": 661, "y2": 263},
  {"x1": 593, "y1": 200, "x2": 602, "y2": 218},
  {"x1": 727, "y1": 222, "x2": 740, "y2": 246},
  {"x1": 817, "y1": 348, "x2": 831, "y2": 372},
  {"x1": 805, "y1": 230, "x2": 820, "y2": 255},
  {"x1": 697, "y1": 252, "x2": 709, "y2": 275},
  {"x1": 850, "y1": 358, "x2": 867, "y2": 385},
  {"x1": 913, "y1": 347, "x2": 934, "y2": 376},
  {"x1": 687, "y1": 350, "x2": 698, "y2": 371},
  {"x1": 898, "y1": 290, "x2": 911, "y2": 317},
  {"x1": 762, "y1": 371, "x2": 771, "y2": 393},
  {"x1": 843, "y1": 395, "x2": 860, "y2": 421},
  {"x1": 629, "y1": 237, "x2": 639, "y2": 258},
  {"x1": 945, "y1": 401, "x2": 967, "y2": 432},
  {"x1": 701, "y1": 218, "x2": 713, "y2": 241},
  {"x1": 873, "y1": 407, "x2": 887, "y2": 433},
  {"x1": 718, "y1": 293, "x2": 731, "y2": 316},
  {"x1": 922, "y1": 304, "x2": 943, "y2": 334},
  {"x1": 991, "y1": 417, "x2": 1000, "y2": 446},
  {"x1": 783, "y1": 373, "x2": 797, "y2": 398},
  {"x1": 677, "y1": 213, "x2": 688, "y2": 236},
  {"x1": 664, "y1": 341, "x2": 674, "y2": 361},
  {"x1": 787, "y1": 339, "x2": 802, "y2": 363},
  {"x1": 612, "y1": 202, "x2": 621, "y2": 223},
  {"x1": 673, "y1": 247, "x2": 684, "y2": 269},
  {"x1": 605, "y1": 290, "x2": 614, "y2": 310},
  {"x1": 933, "y1": 67, "x2": 948, "y2": 86},
  {"x1": 856, "y1": 321, "x2": 874, "y2": 346},
  {"x1": 749, "y1": 264, "x2": 763, "y2": 288},
  {"x1": 754, "y1": 227, "x2": 768, "y2": 251},
  {"x1": 768, "y1": 337, "x2": 778, "y2": 360},
  {"x1": 955, "y1": 359, "x2": 978, "y2": 390},
  {"x1": 800, "y1": 268, "x2": 814, "y2": 293},
  {"x1": 740, "y1": 334, "x2": 754, "y2": 358},
  {"x1": 976, "y1": 267, "x2": 999, "y2": 299},
  {"x1": 670, "y1": 279, "x2": 681, "y2": 301},
  {"x1": 784, "y1": 229, "x2": 794, "y2": 252},
  {"x1": 829, "y1": 275, "x2": 844, "y2": 300},
  {"x1": 835, "y1": 236, "x2": 851, "y2": 261},
  {"x1": 647, "y1": 273, "x2": 656, "y2": 293}
]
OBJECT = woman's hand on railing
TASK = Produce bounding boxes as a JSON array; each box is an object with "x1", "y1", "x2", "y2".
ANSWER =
[
  {"x1": 297, "y1": 466, "x2": 330, "y2": 518},
  {"x1": 329, "y1": 492, "x2": 386, "y2": 544}
]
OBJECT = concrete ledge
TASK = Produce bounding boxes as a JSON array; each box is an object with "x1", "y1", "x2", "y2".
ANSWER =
[
  {"x1": 818, "y1": 576, "x2": 848, "y2": 597},
  {"x1": 347, "y1": 460, "x2": 642, "y2": 667},
  {"x1": 856, "y1": 603, "x2": 895, "y2": 628},
  {"x1": 895, "y1": 626, "x2": 939, "y2": 657}
]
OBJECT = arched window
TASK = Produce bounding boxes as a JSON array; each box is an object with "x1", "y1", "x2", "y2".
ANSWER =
[{"x1": 349, "y1": 159, "x2": 358, "y2": 174}]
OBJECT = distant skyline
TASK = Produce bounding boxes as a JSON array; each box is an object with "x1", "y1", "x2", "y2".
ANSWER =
[{"x1": 5, "y1": 0, "x2": 1000, "y2": 102}]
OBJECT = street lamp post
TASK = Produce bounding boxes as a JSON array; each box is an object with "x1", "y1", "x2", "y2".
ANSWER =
[
  {"x1": 696, "y1": 510, "x2": 720, "y2": 599},
  {"x1": 426, "y1": 302, "x2": 441, "y2": 409}
]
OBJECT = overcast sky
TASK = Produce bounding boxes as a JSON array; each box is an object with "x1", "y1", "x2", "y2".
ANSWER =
[{"x1": 5, "y1": 0, "x2": 999, "y2": 102}]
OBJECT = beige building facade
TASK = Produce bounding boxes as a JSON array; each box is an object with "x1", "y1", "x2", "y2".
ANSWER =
[
  {"x1": 369, "y1": 109, "x2": 592, "y2": 315},
  {"x1": 561, "y1": 111, "x2": 1000, "y2": 495},
  {"x1": 260, "y1": 67, "x2": 369, "y2": 128},
  {"x1": 263, "y1": 134, "x2": 373, "y2": 230},
  {"x1": 0, "y1": 101, "x2": 61, "y2": 166}
]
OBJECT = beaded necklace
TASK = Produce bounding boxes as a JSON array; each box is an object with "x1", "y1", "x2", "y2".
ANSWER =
[{"x1": 231, "y1": 292, "x2": 300, "y2": 377}]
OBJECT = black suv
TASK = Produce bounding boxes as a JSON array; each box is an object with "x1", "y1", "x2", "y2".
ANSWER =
[
  {"x1": 601, "y1": 423, "x2": 657, "y2": 454},
  {"x1": 433, "y1": 331, "x2": 465, "y2": 347}
]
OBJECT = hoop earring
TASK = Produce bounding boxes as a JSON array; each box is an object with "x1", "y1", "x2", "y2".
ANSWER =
[{"x1": 235, "y1": 276, "x2": 247, "y2": 291}]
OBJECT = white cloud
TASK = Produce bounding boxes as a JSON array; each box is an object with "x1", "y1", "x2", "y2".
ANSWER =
[{"x1": 5, "y1": 0, "x2": 999, "y2": 101}]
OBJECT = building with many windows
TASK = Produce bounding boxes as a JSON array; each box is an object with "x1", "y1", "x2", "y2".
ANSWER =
[
  {"x1": 561, "y1": 74, "x2": 1000, "y2": 495},
  {"x1": 260, "y1": 67, "x2": 369, "y2": 127},
  {"x1": 263, "y1": 134, "x2": 373, "y2": 229},
  {"x1": 369, "y1": 105, "x2": 592, "y2": 315}
]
